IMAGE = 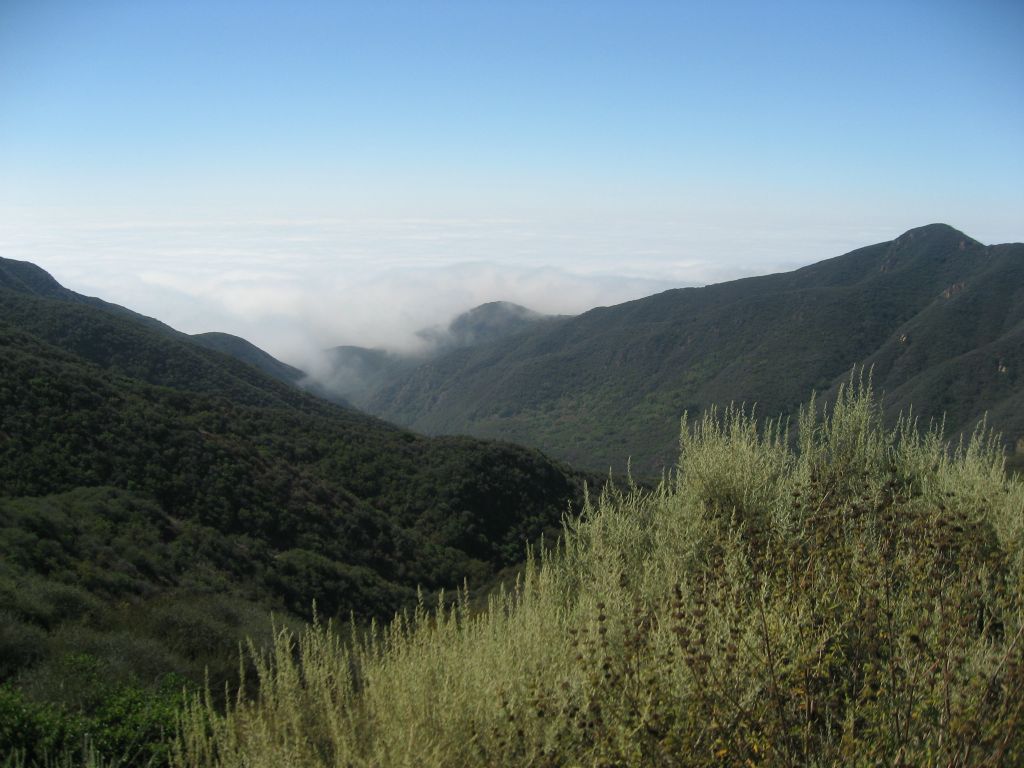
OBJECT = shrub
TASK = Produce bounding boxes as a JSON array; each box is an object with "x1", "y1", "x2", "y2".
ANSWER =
[
  {"x1": 0, "y1": 612, "x2": 47, "y2": 680},
  {"x1": 0, "y1": 684, "x2": 85, "y2": 767}
]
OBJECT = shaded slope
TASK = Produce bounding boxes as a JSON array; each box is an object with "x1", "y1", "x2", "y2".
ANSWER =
[
  {"x1": 0, "y1": 315, "x2": 586, "y2": 601},
  {"x1": 320, "y1": 345, "x2": 421, "y2": 408},
  {"x1": 0, "y1": 256, "x2": 181, "y2": 335},
  {"x1": 0, "y1": 289, "x2": 312, "y2": 409},
  {"x1": 423, "y1": 301, "x2": 554, "y2": 349},
  {"x1": 855, "y1": 239, "x2": 1024, "y2": 440}
]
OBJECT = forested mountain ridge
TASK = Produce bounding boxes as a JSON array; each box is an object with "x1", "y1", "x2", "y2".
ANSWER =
[
  {"x1": 0, "y1": 256, "x2": 310, "y2": 389},
  {"x1": 3, "y1": 229, "x2": 1021, "y2": 764},
  {"x1": 361, "y1": 224, "x2": 1024, "y2": 473},
  {"x1": 0, "y1": 274, "x2": 589, "y2": 608},
  {"x1": 0, "y1": 256, "x2": 182, "y2": 336}
]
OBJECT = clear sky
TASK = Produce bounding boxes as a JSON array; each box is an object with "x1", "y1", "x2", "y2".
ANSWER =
[{"x1": 1, "y1": 0, "x2": 1022, "y2": 360}]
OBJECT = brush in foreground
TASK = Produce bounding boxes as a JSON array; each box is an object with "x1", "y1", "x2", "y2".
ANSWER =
[{"x1": 176, "y1": 380, "x2": 1024, "y2": 767}]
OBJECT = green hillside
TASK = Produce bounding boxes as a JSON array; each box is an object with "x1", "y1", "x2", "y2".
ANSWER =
[
  {"x1": 0, "y1": 257, "x2": 184, "y2": 337},
  {"x1": 3, "y1": 232, "x2": 1021, "y2": 765},
  {"x1": 361, "y1": 225, "x2": 1024, "y2": 473},
  {"x1": 856, "y1": 240, "x2": 1024, "y2": 441},
  {"x1": 0, "y1": 273, "x2": 588, "y2": 765}
]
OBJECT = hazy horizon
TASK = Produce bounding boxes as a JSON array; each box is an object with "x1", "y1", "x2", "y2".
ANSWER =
[{"x1": 2, "y1": 1, "x2": 1021, "y2": 365}]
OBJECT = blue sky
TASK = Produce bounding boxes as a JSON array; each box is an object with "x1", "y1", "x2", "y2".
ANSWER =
[{"x1": 0, "y1": 0, "x2": 1022, "y2": 358}]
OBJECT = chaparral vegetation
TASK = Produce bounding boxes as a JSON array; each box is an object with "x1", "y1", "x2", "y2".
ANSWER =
[{"x1": 165, "y1": 380, "x2": 1023, "y2": 768}]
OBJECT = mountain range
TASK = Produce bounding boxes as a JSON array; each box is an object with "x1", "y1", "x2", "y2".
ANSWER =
[
  {"x1": 324, "y1": 224, "x2": 1023, "y2": 474},
  {"x1": 2, "y1": 222, "x2": 1022, "y2": 761}
]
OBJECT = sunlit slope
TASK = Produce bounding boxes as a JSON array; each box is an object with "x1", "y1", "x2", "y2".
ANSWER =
[{"x1": 368, "y1": 225, "x2": 1024, "y2": 473}]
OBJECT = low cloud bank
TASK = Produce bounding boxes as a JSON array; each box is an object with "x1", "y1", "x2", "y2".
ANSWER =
[{"x1": 0, "y1": 214, "x2": 899, "y2": 373}]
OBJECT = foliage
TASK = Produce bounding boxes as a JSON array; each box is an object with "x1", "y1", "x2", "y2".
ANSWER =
[
  {"x1": 188, "y1": 333, "x2": 305, "y2": 386},
  {"x1": 0, "y1": 321, "x2": 585, "y2": 586},
  {"x1": 176, "y1": 382, "x2": 1024, "y2": 766},
  {"x1": 0, "y1": 305, "x2": 587, "y2": 624},
  {"x1": 1, "y1": 674, "x2": 186, "y2": 768}
]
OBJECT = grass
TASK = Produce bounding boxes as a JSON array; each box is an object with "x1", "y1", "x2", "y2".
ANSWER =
[{"x1": 169, "y1": 378, "x2": 1024, "y2": 767}]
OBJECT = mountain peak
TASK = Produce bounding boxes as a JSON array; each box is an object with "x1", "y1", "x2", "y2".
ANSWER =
[
  {"x1": 0, "y1": 257, "x2": 70, "y2": 297},
  {"x1": 453, "y1": 301, "x2": 542, "y2": 325},
  {"x1": 893, "y1": 223, "x2": 978, "y2": 248},
  {"x1": 411, "y1": 301, "x2": 550, "y2": 351},
  {"x1": 447, "y1": 302, "x2": 547, "y2": 346}
]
